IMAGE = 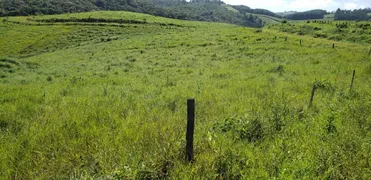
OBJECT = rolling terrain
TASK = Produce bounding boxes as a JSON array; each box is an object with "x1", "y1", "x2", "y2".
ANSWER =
[{"x1": 1, "y1": 11, "x2": 371, "y2": 179}]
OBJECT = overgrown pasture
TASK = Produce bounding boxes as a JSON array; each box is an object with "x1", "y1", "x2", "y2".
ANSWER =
[{"x1": 0, "y1": 11, "x2": 371, "y2": 179}]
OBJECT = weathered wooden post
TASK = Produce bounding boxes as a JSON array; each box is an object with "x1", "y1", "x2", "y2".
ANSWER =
[
  {"x1": 332, "y1": 43, "x2": 335, "y2": 49},
  {"x1": 350, "y1": 70, "x2": 356, "y2": 91},
  {"x1": 186, "y1": 99, "x2": 195, "y2": 162},
  {"x1": 309, "y1": 84, "x2": 317, "y2": 107}
]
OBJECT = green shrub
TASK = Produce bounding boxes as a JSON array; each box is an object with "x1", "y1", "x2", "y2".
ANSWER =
[
  {"x1": 325, "y1": 115, "x2": 337, "y2": 134},
  {"x1": 313, "y1": 33, "x2": 327, "y2": 38},
  {"x1": 214, "y1": 116, "x2": 264, "y2": 142},
  {"x1": 314, "y1": 79, "x2": 336, "y2": 92},
  {"x1": 255, "y1": 29, "x2": 263, "y2": 33},
  {"x1": 47, "y1": 76, "x2": 53, "y2": 82}
]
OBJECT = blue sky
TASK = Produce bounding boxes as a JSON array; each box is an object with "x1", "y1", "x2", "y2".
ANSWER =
[{"x1": 223, "y1": 0, "x2": 371, "y2": 12}]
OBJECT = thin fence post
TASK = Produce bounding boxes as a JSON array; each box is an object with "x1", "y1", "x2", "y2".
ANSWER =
[
  {"x1": 332, "y1": 43, "x2": 335, "y2": 49},
  {"x1": 309, "y1": 84, "x2": 317, "y2": 107},
  {"x1": 350, "y1": 70, "x2": 356, "y2": 91},
  {"x1": 186, "y1": 99, "x2": 195, "y2": 162}
]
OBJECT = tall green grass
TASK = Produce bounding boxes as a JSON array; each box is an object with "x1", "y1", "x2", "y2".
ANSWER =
[{"x1": 0, "y1": 11, "x2": 371, "y2": 179}]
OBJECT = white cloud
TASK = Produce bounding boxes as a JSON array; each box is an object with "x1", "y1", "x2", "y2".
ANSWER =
[
  {"x1": 289, "y1": 0, "x2": 337, "y2": 10},
  {"x1": 343, "y1": 2, "x2": 358, "y2": 9}
]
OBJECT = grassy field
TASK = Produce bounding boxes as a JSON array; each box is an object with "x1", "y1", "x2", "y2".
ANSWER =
[
  {"x1": 222, "y1": 4, "x2": 240, "y2": 13},
  {"x1": 250, "y1": 14, "x2": 283, "y2": 25},
  {"x1": 1, "y1": 11, "x2": 371, "y2": 179},
  {"x1": 324, "y1": 14, "x2": 335, "y2": 20}
]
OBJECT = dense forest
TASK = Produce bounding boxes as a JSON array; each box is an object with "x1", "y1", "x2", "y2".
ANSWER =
[
  {"x1": 334, "y1": 8, "x2": 371, "y2": 21},
  {"x1": 0, "y1": 0, "x2": 266, "y2": 27},
  {"x1": 284, "y1": 9, "x2": 328, "y2": 20}
]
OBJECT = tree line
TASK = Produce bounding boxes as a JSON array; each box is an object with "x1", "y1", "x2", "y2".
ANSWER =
[
  {"x1": 283, "y1": 8, "x2": 371, "y2": 21},
  {"x1": 334, "y1": 8, "x2": 371, "y2": 21},
  {"x1": 284, "y1": 10, "x2": 328, "y2": 20}
]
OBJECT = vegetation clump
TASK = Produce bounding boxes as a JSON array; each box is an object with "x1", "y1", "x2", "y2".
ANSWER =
[
  {"x1": 314, "y1": 79, "x2": 336, "y2": 92},
  {"x1": 214, "y1": 116, "x2": 264, "y2": 142},
  {"x1": 269, "y1": 65, "x2": 285, "y2": 75},
  {"x1": 0, "y1": 58, "x2": 20, "y2": 73}
]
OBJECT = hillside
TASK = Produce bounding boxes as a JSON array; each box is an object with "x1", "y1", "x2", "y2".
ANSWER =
[
  {"x1": 229, "y1": 5, "x2": 283, "y2": 25},
  {"x1": 252, "y1": 14, "x2": 283, "y2": 25},
  {"x1": 1, "y1": 11, "x2": 371, "y2": 179},
  {"x1": 231, "y1": 5, "x2": 282, "y2": 18},
  {"x1": 277, "y1": 11, "x2": 297, "y2": 16},
  {"x1": 0, "y1": 0, "x2": 277, "y2": 27}
]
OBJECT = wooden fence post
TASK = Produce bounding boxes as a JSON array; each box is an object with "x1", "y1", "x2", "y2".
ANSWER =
[
  {"x1": 186, "y1": 99, "x2": 195, "y2": 162},
  {"x1": 350, "y1": 70, "x2": 356, "y2": 91},
  {"x1": 332, "y1": 43, "x2": 335, "y2": 49},
  {"x1": 309, "y1": 84, "x2": 317, "y2": 107}
]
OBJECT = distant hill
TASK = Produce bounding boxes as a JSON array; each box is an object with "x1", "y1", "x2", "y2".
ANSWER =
[
  {"x1": 249, "y1": 13, "x2": 284, "y2": 25},
  {"x1": 0, "y1": 0, "x2": 284, "y2": 27}
]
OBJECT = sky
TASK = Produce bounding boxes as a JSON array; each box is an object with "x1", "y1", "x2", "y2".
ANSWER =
[{"x1": 223, "y1": 0, "x2": 371, "y2": 12}]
